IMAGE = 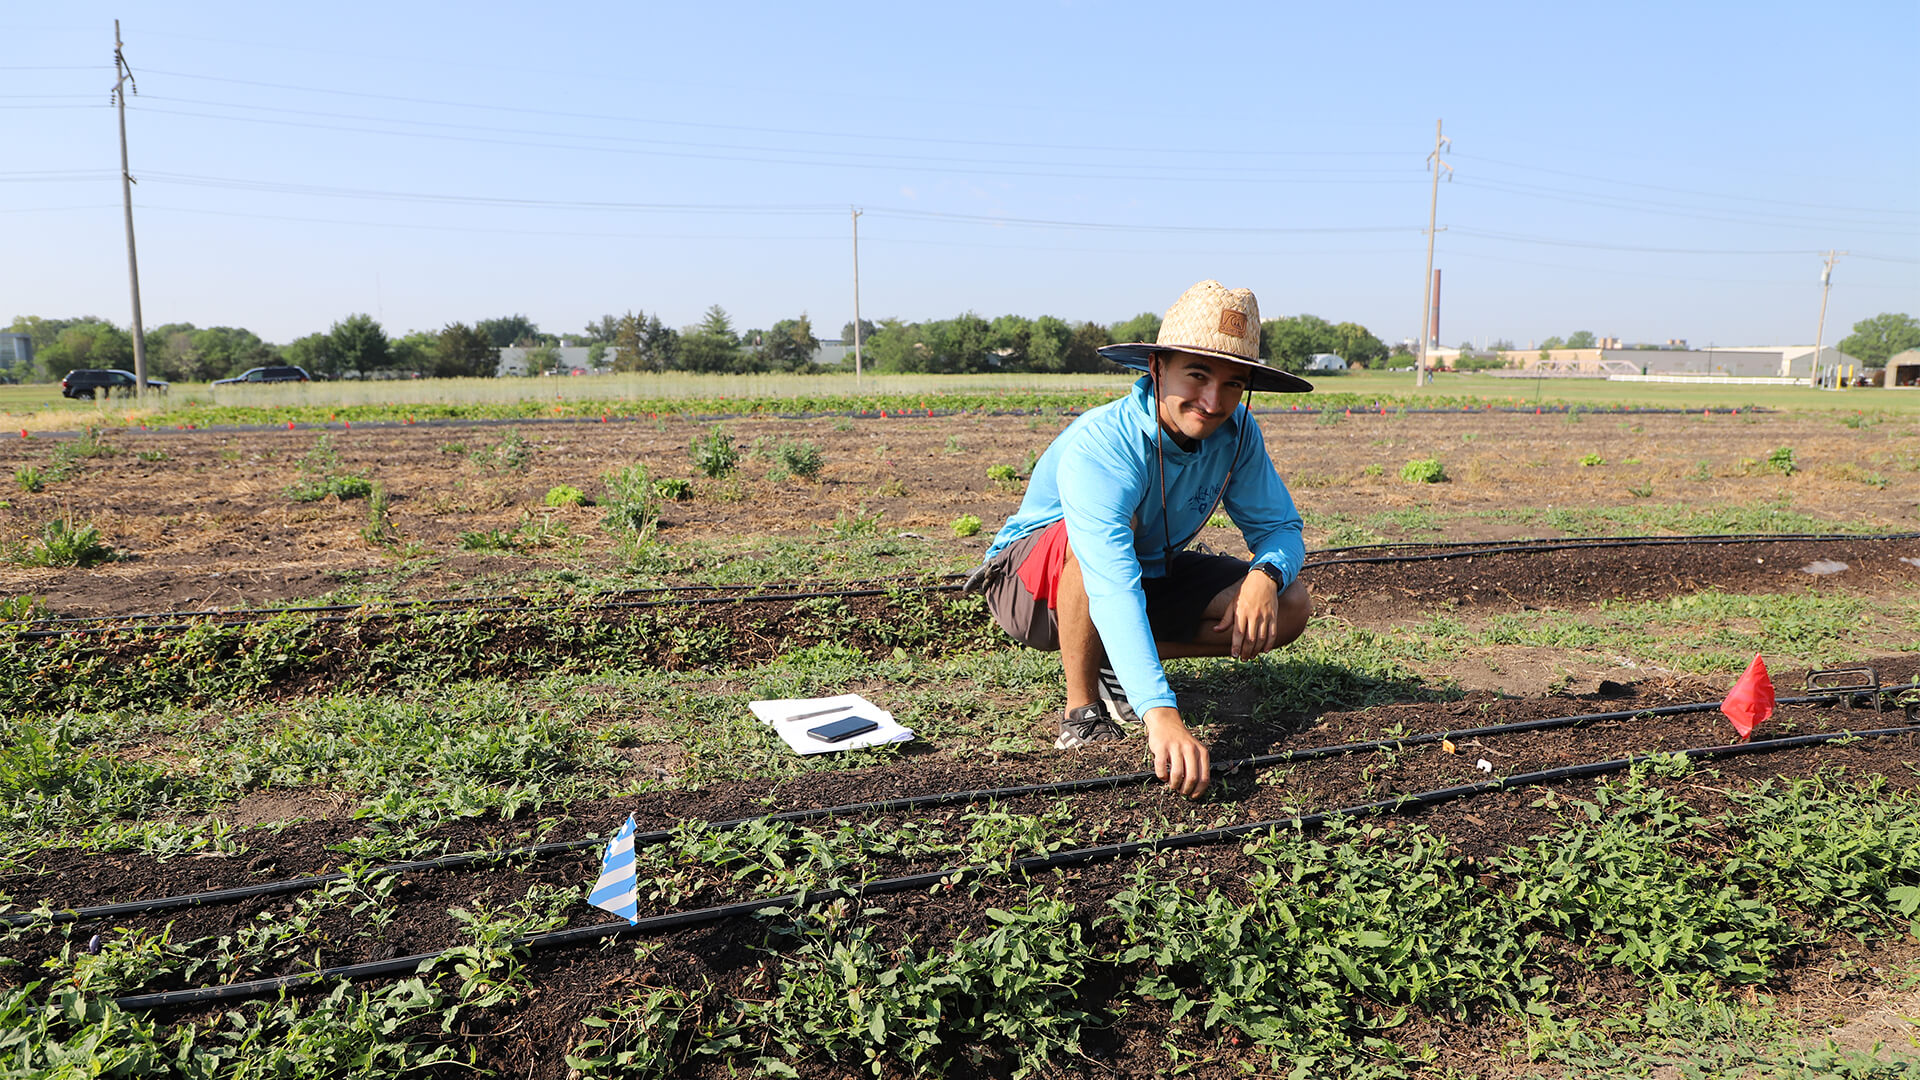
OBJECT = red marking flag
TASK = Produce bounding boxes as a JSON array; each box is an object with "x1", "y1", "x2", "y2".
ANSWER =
[{"x1": 1721, "y1": 654, "x2": 1775, "y2": 740}]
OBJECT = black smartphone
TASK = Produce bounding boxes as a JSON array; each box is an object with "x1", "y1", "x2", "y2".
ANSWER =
[{"x1": 806, "y1": 715, "x2": 880, "y2": 743}]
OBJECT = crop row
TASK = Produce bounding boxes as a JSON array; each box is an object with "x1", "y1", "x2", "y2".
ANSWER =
[{"x1": 6, "y1": 761, "x2": 1916, "y2": 1077}]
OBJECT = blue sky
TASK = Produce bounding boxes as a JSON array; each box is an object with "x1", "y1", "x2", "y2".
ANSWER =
[{"x1": 5, "y1": 1, "x2": 1915, "y2": 349}]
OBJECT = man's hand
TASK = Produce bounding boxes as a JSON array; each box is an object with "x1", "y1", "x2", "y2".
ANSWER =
[
  {"x1": 1214, "y1": 567, "x2": 1281, "y2": 660},
  {"x1": 1144, "y1": 706, "x2": 1210, "y2": 798}
]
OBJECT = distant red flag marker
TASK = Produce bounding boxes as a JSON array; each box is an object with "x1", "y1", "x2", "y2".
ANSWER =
[{"x1": 1721, "y1": 654, "x2": 1775, "y2": 740}]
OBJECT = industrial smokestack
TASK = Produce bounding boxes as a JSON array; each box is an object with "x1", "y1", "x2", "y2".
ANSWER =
[{"x1": 1428, "y1": 269, "x2": 1442, "y2": 347}]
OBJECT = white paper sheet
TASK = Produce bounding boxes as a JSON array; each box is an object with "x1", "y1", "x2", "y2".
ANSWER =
[{"x1": 747, "y1": 693, "x2": 914, "y2": 756}]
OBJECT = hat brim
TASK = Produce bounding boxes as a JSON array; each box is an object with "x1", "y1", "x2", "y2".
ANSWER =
[{"x1": 1098, "y1": 342, "x2": 1315, "y2": 394}]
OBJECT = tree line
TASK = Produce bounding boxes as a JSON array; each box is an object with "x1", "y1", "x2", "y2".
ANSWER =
[{"x1": 2, "y1": 305, "x2": 1404, "y2": 382}]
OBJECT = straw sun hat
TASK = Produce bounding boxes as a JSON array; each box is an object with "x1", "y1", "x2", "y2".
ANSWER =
[{"x1": 1098, "y1": 279, "x2": 1313, "y2": 394}]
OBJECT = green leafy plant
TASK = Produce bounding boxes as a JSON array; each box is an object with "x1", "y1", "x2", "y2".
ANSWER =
[
  {"x1": 469, "y1": 431, "x2": 532, "y2": 472},
  {"x1": 46, "y1": 428, "x2": 118, "y2": 483},
  {"x1": 833, "y1": 504, "x2": 885, "y2": 538},
  {"x1": 360, "y1": 483, "x2": 400, "y2": 548},
  {"x1": 688, "y1": 428, "x2": 740, "y2": 479},
  {"x1": 283, "y1": 433, "x2": 373, "y2": 501},
  {"x1": 1399, "y1": 458, "x2": 1447, "y2": 483},
  {"x1": 772, "y1": 440, "x2": 824, "y2": 481},
  {"x1": 0, "y1": 595, "x2": 45, "y2": 619},
  {"x1": 1579, "y1": 452, "x2": 1606, "y2": 467},
  {"x1": 1361, "y1": 463, "x2": 1384, "y2": 478},
  {"x1": 544, "y1": 484, "x2": 590, "y2": 508},
  {"x1": 986, "y1": 464, "x2": 1019, "y2": 484},
  {"x1": 653, "y1": 477, "x2": 693, "y2": 502},
  {"x1": 13, "y1": 467, "x2": 44, "y2": 493},
  {"x1": 951, "y1": 514, "x2": 982, "y2": 538},
  {"x1": 459, "y1": 528, "x2": 515, "y2": 552},
  {"x1": 601, "y1": 464, "x2": 661, "y2": 555},
  {"x1": 13, "y1": 517, "x2": 116, "y2": 568},
  {"x1": 1768, "y1": 446, "x2": 1797, "y2": 475}
]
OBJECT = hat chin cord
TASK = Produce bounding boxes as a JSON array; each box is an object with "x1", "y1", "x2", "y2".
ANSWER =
[{"x1": 1147, "y1": 360, "x2": 1253, "y2": 562}]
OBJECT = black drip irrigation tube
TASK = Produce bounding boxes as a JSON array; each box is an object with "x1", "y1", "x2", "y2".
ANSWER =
[
  {"x1": 11, "y1": 575, "x2": 970, "y2": 629},
  {"x1": 1304, "y1": 530, "x2": 1920, "y2": 568},
  {"x1": 6, "y1": 585, "x2": 953, "y2": 641},
  {"x1": 15, "y1": 687, "x2": 1907, "y2": 931},
  {"x1": 10, "y1": 531, "x2": 1916, "y2": 640},
  {"x1": 107, "y1": 722, "x2": 1918, "y2": 1013}
]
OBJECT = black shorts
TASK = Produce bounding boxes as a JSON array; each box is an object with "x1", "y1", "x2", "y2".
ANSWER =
[{"x1": 980, "y1": 526, "x2": 1249, "y2": 651}]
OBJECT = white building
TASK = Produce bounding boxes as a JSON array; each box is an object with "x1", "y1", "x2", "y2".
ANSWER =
[{"x1": 496, "y1": 345, "x2": 602, "y2": 377}]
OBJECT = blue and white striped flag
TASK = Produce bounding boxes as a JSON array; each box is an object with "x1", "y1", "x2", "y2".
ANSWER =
[{"x1": 587, "y1": 813, "x2": 639, "y2": 924}]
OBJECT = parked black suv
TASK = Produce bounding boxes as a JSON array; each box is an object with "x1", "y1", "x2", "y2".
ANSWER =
[
  {"x1": 59, "y1": 369, "x2": 170, "y2": 399},
  {"x1": 213, "y1": 365, "x2": 312, "y2": 386}
]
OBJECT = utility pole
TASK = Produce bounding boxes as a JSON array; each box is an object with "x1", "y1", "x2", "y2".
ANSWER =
[
  {"x1": 1811, "y1": 250, "x2": 1845, "y2": 389},
  {"x1": 850, "y1": 207, "x2": 864, "y2": 384},
  {"x1": 113, "y1": 20, "x2": 149, "y2": 396},
  {"x1": 1414, "y1": 119, "x2": 1450, "y2": 387}
]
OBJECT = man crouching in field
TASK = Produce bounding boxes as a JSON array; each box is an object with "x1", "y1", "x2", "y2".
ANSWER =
[{"x1": 967, "y1": 280, "x2": 1313, "y2": 798}]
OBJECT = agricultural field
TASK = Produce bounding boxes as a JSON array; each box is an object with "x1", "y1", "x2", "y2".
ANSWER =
[{"x1": 2, "y1": 388, "x2": 1919, "y2": 1078}]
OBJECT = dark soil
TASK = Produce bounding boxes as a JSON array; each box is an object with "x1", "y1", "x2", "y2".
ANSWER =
[{"x1": 8, "y1": 660, "x2": 1920, "y2": 1078}]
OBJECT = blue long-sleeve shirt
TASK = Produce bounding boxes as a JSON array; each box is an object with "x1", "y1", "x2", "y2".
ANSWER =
[{"x1": 984, "y1": 377, "x2": 1304, "y2": 714}]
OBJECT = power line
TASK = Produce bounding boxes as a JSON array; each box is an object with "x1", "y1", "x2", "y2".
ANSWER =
[
  {"x1": 1448, "y1": 226, "x2": 1918, "y2": 261},
  {"x1": 134, "y1": 203, "x2": 1416, "y2": 258},
  {"x1": 134, "y1": 93, "x2": 1417, "y2": 178},
  {"x1": 1452, "y1": 150, "x2": 1918, "y2": 218},
  {"x1": 141, "y1": 170, "x2": 841, "y2": 213},
  {"x1": 136, "y1": 68, "x2": 1411, "y2": 160},
  {"x1": 130, "y1": 171, "x2": 1417, "y2": 234},
  {"x1": 122, "y1": 170, "x2": 1920, "y2": 264},
  {"x1": 863, "y1": 206, "x2": 1411, "y2": 235},
  {"x1": 1455, "y1": 176, "x2": 1918, "y2": 234},
  {"x1": 133, "y1": 203, "x2": 845, "y2": 242},
  {"x1": 0, "y1": 204, "x2": 120, "y2": 213},
  {"x1": 0, "y1": 169, "x2": 117, "y2": 180},
  {"x1": 132, "y1": 102, "x2": 1427, "y2": 185}
]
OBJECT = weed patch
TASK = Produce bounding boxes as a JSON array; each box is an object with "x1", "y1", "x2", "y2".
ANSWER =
[
  {"x1": 689, "y1": 428, "x2": 740, "y2": 478},
  {"x1": 11, "y1": 517, "x2": 117, "y2": 568},
  {"x1": 1399, "y1": 458, "x2": 1446, "y2": 483}
]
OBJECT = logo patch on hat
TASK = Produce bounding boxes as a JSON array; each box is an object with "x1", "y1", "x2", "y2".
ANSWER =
[{"x1": 1217, "y1": 310, "x2": 1249, "y2": 338}]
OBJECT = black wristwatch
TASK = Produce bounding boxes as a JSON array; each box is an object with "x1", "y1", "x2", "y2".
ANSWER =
[{"x1": 1252, "y1": 562, "x2": 1284, "y2": 588}]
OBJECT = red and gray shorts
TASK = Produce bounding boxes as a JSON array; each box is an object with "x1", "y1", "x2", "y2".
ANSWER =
[{"x1": 977, "y1": 519, "x2": 1250, "y2": 651}]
